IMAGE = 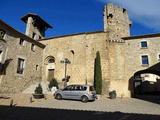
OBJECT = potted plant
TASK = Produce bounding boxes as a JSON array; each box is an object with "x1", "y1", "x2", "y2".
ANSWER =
[
  {"x1": 109, "y1": 90, "x2": 116, "y2": 99},
  {"x1": 48, "y1": 78, "x2": 59, "y2": 90},
  {"x1": 32, "y1": 83, "x2": 44, "y2": 99}
]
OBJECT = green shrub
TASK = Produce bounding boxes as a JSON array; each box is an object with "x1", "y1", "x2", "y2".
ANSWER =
[
  {"x1": 35, "y1": 84, "x2": 43, "y2": 94},
  {"x1": 94, "y1": 51, "x2": 102, "y2": 94},
  {"x1": 48, "y1": 78, "x2": 59, "y2": 89}
]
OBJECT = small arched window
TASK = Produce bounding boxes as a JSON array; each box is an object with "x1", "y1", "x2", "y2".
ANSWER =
[
  {"x1": 48, "y1": 58, "x2": 55, "y2": 63},
  {"x1": 70, "y1": 50, "x2": 74, "y2": 55},
  {"x1": 0, "y1": 29, "x2": 6, "y2": 39}
]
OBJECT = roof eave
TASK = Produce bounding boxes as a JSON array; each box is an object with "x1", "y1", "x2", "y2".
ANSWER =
[
  {"x1": 122, "y1": 33, "x2": 160, "y2": 40},
  {"x1": 20, "y1": 13, "x2": 53, "y2": 28}
]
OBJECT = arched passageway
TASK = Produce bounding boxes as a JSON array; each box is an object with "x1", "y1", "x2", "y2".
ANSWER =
[{"x1": 132, "y1": 62, "x2": 160, "y2": 104}]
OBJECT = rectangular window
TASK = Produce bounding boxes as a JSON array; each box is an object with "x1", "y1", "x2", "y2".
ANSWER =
[
  {"x1": 17, "y1": 58, "x2": 25, "y2": 74},
  {"x1": 39, "y1": 36, "x2": 41, "y2": 39},
  {"x1": 142, "y1": 55, "x2": 149, "y2": 65},
  {"x1": 19, "y1": 38, "x2": 24, "y2": 45},
  {"x1": 141, "y1": 41, "x2": 147, "y2": 48},
  {"x1": 32, "y1": 32, "x2": 36, "y2": 39},
  {"x1": 31, "y1": 44, "x2": 35, "y2": 51},
  {"x1": 36, "y1": 65, "x2": 38, "y2": 71},
  {"x1": 158, "y1": 54, "x2": 160, "y2": 61}
]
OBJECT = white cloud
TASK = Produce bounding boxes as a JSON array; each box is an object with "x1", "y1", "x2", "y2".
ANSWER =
[{"x1": 98, "y1": 0, "x2": 160, "y2": 31}]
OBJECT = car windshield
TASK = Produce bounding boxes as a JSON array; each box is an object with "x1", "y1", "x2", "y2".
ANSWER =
[{"x1": 90, "y1": 86, "x2": 95, "y2": 91}]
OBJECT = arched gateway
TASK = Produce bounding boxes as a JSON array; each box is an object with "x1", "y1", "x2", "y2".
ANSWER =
[{"x1": 133, "y1": 62, "x2": 160, "y2": 97}]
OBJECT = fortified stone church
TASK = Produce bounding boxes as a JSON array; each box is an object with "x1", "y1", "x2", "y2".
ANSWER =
[{"x1": 0, "y1": 3, "x2": 160, "y2": 97}]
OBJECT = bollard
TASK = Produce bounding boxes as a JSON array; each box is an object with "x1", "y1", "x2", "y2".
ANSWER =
[
  {"x1": 44, "y1": 95, "x2": 47, "y2": 100},
  {"x1": 30, "y1": 97, "x2": 32, "y2": 103},
  {"x1": 10, "y1": 99, "x2": 13, "y2": 107}
]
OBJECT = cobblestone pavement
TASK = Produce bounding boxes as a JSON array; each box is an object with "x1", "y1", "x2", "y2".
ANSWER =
[{"x1": 30, "y1": 97, "x2": 160, "y2": 115}]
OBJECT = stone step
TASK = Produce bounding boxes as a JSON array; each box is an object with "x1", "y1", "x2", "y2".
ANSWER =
[{"x1": 22, "y1": 81, "x2": 54, "y2": 94}]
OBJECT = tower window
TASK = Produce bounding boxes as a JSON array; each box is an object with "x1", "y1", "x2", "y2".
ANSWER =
[
  {"x1": 36, "y1": 65, "x2": 39, "y2": 70},
  {"x1": 32, "y1": 32, "x2": 36, "y2": 39},
  {"x1": 19, "y1": 38, "x2": 24, "y2": 46},
  {"x1": 141, "y1": 55, "x2": 149, "y2": 65},
  {"x1": 17, "y1": 58, "x2": 25, "y2": 74},
  {"x1": 107, "y1": 14, "x2": 113, "y2": 19},
  {"x1": 141, "y1": 41, "x2": 147, "y2": 48},
  {"x1": 123, "y1": 8, "x2": 126, "y2": 13},
  {"x1": 39, "y1": 36, "x2": 41, "y2": 39},
  {"x1": 0, "y1": 29, "x2": 5, "y2": 39}
]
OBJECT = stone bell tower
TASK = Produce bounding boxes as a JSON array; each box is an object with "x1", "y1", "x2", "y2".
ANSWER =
[
  {"x1": 103, "y1": 3, "x2": 132, "y2": 40},
  {"x1": 21, "y1": 13, "x2": 53, "y2": 40}
]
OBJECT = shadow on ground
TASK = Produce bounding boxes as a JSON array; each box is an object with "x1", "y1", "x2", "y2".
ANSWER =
[
  {"x1": 135, "y1": 94, "x2": 160, "y2": 105},
  {"x1": 129, "y1": 75, "x2": 160, "y2": 105},
  {"x1": 0, "y1": 105, "x2": 160, "y2": 120}
]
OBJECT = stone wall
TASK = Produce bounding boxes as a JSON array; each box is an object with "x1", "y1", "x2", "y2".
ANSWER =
[
  {"x1": 103, "y1": 3, "x2": 132, "y2": 40},
  {"x1": 124, "y1": 37, "x2": 160, "y2": 96},
  {"x1": 0, "y1": 24, "x2": 44, "y2": 93},
  {"x1": 40, "y1": 32, "x2": 128, "y2": 97}
]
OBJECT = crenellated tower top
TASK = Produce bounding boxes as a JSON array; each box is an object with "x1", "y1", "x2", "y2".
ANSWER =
[{"x1": 103, "y1": 3, "x2": 132, "y2": 40}]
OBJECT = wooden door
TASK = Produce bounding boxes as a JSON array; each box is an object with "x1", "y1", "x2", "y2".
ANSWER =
[{"x1": 47, "y1": 69, "x2": 54, "y2": 81}]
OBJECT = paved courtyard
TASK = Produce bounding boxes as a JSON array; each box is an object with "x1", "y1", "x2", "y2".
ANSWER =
[
  {"x1": 0, "y1": 94, "x2": 160, "y2": 120},
  {"x1": 30, "y1": 97, "x2": 160, "y2": 115}
]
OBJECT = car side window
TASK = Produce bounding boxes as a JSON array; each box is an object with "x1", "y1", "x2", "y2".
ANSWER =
[
  {"x1": 63, "y1": 85, "x2": 72, "y2": 91},
  {"x1": 70, "y1": 85, "x2": 75, "y2": 91},
  {"x1": 82, "y1": 87, "x2": 87, "y2": 91},
  {"x1": 76, "y1": 85, "x2": 81, "y2": 91}
]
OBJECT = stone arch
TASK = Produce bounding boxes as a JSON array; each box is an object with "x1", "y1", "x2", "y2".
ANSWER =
[
  {"x1": 44, "y1": 56, "x2": 55, "y2": 65},
  {"x1": 131, "y1": 62, "x2": 160, "y2": 98},
  {"x1": 44, "y1": 56, "x2": 55, "y2": 81}
]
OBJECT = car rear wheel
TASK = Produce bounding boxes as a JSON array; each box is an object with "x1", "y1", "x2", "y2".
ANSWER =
[
  {"x1": 56, "y1": 94, "x2": 62, "y2": 100},
  {"x1": 81, "y1": 96, "x2": 88, "y2": 103}
]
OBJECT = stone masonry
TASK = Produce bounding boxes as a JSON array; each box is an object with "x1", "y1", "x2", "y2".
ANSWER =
[
  {"x1": 0, "y1": 20, "x2": 44, "y2": 93},
  {"x1": 0, "y1": 3, "x2": 160, "y2": 97}
]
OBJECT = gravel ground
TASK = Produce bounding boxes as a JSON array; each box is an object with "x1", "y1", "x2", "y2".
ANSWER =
[{"x1": 30, "y1": 97, "x2": 160, "y2": 115}]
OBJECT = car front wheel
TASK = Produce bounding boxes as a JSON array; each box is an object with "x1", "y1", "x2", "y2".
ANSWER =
[
  {"x1": 55, "y1": 94, "x2": 62, "y2": 100},
  {"x1": 81, "y1": 96, "x2": 88, "y2": 103}
]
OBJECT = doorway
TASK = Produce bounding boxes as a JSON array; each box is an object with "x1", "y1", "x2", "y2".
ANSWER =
[{"x1": 47, "y1": 69, "x2": 54, "y2": 81}]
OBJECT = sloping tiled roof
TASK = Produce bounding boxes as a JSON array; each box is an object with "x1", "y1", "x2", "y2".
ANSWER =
[{"x1": 0, "y1": 19, "x2": 45, "y2": 48}]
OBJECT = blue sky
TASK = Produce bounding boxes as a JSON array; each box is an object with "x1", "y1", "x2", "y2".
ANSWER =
[{"x1": 0, "y1": 0, "x2": 159, "y2": 38}]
